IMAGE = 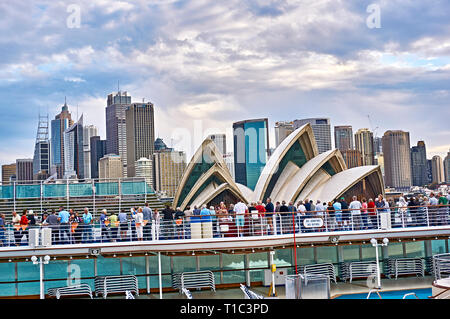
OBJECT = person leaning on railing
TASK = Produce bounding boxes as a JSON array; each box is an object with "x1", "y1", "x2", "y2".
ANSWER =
[
  {"x1": 19, "y1": 210, "x2": 29, "y2": 244},
  {"x1": 82, "y1": 208, "x2": 93, "y2": 244},
  {"x1": 11, "y1": 211, "x2": 21, "y2": 246},
  {"x1": 174, "y1": 207, "x2": 185, "y2": 239}
]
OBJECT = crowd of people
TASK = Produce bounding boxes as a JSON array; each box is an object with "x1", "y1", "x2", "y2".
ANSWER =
[{"x1": 0, "y1": 191, "x2": 449, "y2": 246}]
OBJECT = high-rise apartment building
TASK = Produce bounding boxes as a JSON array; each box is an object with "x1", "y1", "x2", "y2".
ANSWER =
[
  {"x1": 2, "y1": 163, "x2": 16, "y2": 185},
  {"x1": 355, "y1": 128, "x2": 375, "y2": 166},
  {"x1": 233, "y1": 118, "x2": 269, "y2": 190},
  {"x1": 82, "y1": 125, "x2": 98, "y2": 179},
  {"x1": 106, "y1": 91, "x2": 131, "y2": 176},
  {"x1": 90, "y1": 136, "x2": 107, "y2": 179},
  {"x1": 208, "y1": 134, "x2": 226, "y2": 156},
  {"x1": 51, "y1": 101, "x2": 73, "y2": 178},
  {"x1": 334, "y1": 126, "x2": 353, "y2": 152},
  {"x1": 99, "y1": 154, "x2": 123, "y2": 179},
  {"x1": 16, "y1": 159, "x2": 33, "y2": 183},
  {"x1": 410, "y1": 141, "x2": 428, "y2": 186},
  {"x1": 341, "y1": 150, "x2": 363, "y2": 169},
  {"x1": 153, "y1": 150, "x2": 186, "y2": 197},
  {"x1": 63, "y1": 115, "x2": 84, "y2": 179},
  {"x1": 293, "y1": 118, "x2": 331, "y2": 154},
  {"x1": 382, "y1": 130, "x2": 412, "y2": 190},
  {"x1": 275, "y1": 121, "x2": 294, "y2": 148},
  {"x1": 431, "y1": 155, "x2": 445, "y2": 184},
  {"x1": 125, "y1": 102, "x2": 155, "y2": 177}
]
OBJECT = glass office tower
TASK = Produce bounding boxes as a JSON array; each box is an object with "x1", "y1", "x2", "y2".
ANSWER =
[{"x1": 233, "y1": 118, "x2": 269, "y2": 190}]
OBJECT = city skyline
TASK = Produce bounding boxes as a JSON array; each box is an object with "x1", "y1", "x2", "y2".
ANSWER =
[{"x1": 0, "y1": 1, "x2": 449, "y2": 168}]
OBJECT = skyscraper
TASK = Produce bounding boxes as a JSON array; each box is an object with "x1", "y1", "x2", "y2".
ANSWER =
[
  {"x1": 275, "y1": 121, "x2": 294, "y2": 148},
  {"x1": 125, "y1": 102, "x2": 155, "y2": 177},
  {"x1": 63, "y1": 115, "x2": 84, "y2": 179},
  {"x1": 2, "y1": 163, "x2": 16, "y2": 185},
  {"x1": 431, "y1": 155, "x2": 445, "y2": 184},
  {"x1": 16, "y1": 159, "x2": 33, "y2": 183},
  {"x1": 233, "y1": 118, "x2": 269, "y2": 190},
  {"x1": 82, "y1": 125, "x2": 98, "y2": 179},
  {"x1": 334, "y1": 125, "x2": 353, "y2": 152},
  {"x1": 355, "y1": 128, "x2": 375, "y2": 166},
  {"x1": 293, "y1": 118, "x2": 331, "y2": 153},
  {"x1": 410, "y1": 141, "x2": 428, "y2": 186},
  {"x1": 51, "y1": 100, "x2": 73, "y2": 178},
  {"x1": 106, "y1": 91, "x2": 131, "y2": 176},
  {"x1": 208, "y1": 134, "x2": 226, "y2": 156},
  {"x1": 33, "y1": 114, "x2": 51, "y2": 180},
  {"x1": 382, "y1": 130, "x2": 412, "y2": 190},
  {"x1": 444, "y1": 150, "x2": 450, "y2": 183},
  {"x1": 90, "y1": 136, "x2": 107, "y2": 179},
  {"x1": 153, "y1": 150, "x2": 186, "y2": 197}
]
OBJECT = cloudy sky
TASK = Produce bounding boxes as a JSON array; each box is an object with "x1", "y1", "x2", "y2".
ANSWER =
[{"x1": 0, "y1": 0, "x2": 449, "y2": 166}]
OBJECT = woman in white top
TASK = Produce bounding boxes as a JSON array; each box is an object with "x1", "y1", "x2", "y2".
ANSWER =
[
  {"x1": 397, "y1": 197, "x2": 408, "y2": 227},
  {"x1": 135, "y1": 207, "x2": 144, "y2": 241}
]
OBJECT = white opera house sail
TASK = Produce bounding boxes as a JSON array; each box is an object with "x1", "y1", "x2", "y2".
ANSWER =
[{"x1": 173, "y1": 124, "x2": 384, "y2": 210}]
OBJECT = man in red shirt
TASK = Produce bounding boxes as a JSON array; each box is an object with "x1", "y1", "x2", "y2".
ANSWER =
[{"x1": 255, "y1": 201, "x2": 266, "y2": 235}]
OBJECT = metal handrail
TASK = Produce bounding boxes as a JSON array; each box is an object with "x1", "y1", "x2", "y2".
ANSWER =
[
  {"x1": 366, "y1": 289, "x2": 382, "y2": 299},
  {"x1": 402, "y1": 292, "x2": 419, "y2": 299}
]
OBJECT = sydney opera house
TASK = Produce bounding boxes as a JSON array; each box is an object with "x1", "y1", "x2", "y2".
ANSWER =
[{"x1": 173, "y1": 123, "x2": 385, "y2": 210}]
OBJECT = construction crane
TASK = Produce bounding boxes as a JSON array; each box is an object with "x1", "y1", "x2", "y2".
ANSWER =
[{"x1": 367, "y1": 115, "x2": 379, "y2": 138}]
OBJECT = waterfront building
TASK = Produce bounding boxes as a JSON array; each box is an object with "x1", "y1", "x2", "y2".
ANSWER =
[{"x1": 174, "y1": 123, "x2": 384, "y2": 210}]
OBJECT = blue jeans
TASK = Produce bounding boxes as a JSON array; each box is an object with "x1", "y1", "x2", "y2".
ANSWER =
[
  {"x1": 82, "y1": 224, "x2": 93, "y2": 243},
  {"x1": 59, "y1": 224, "x2": 70, "y2": 244}
]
